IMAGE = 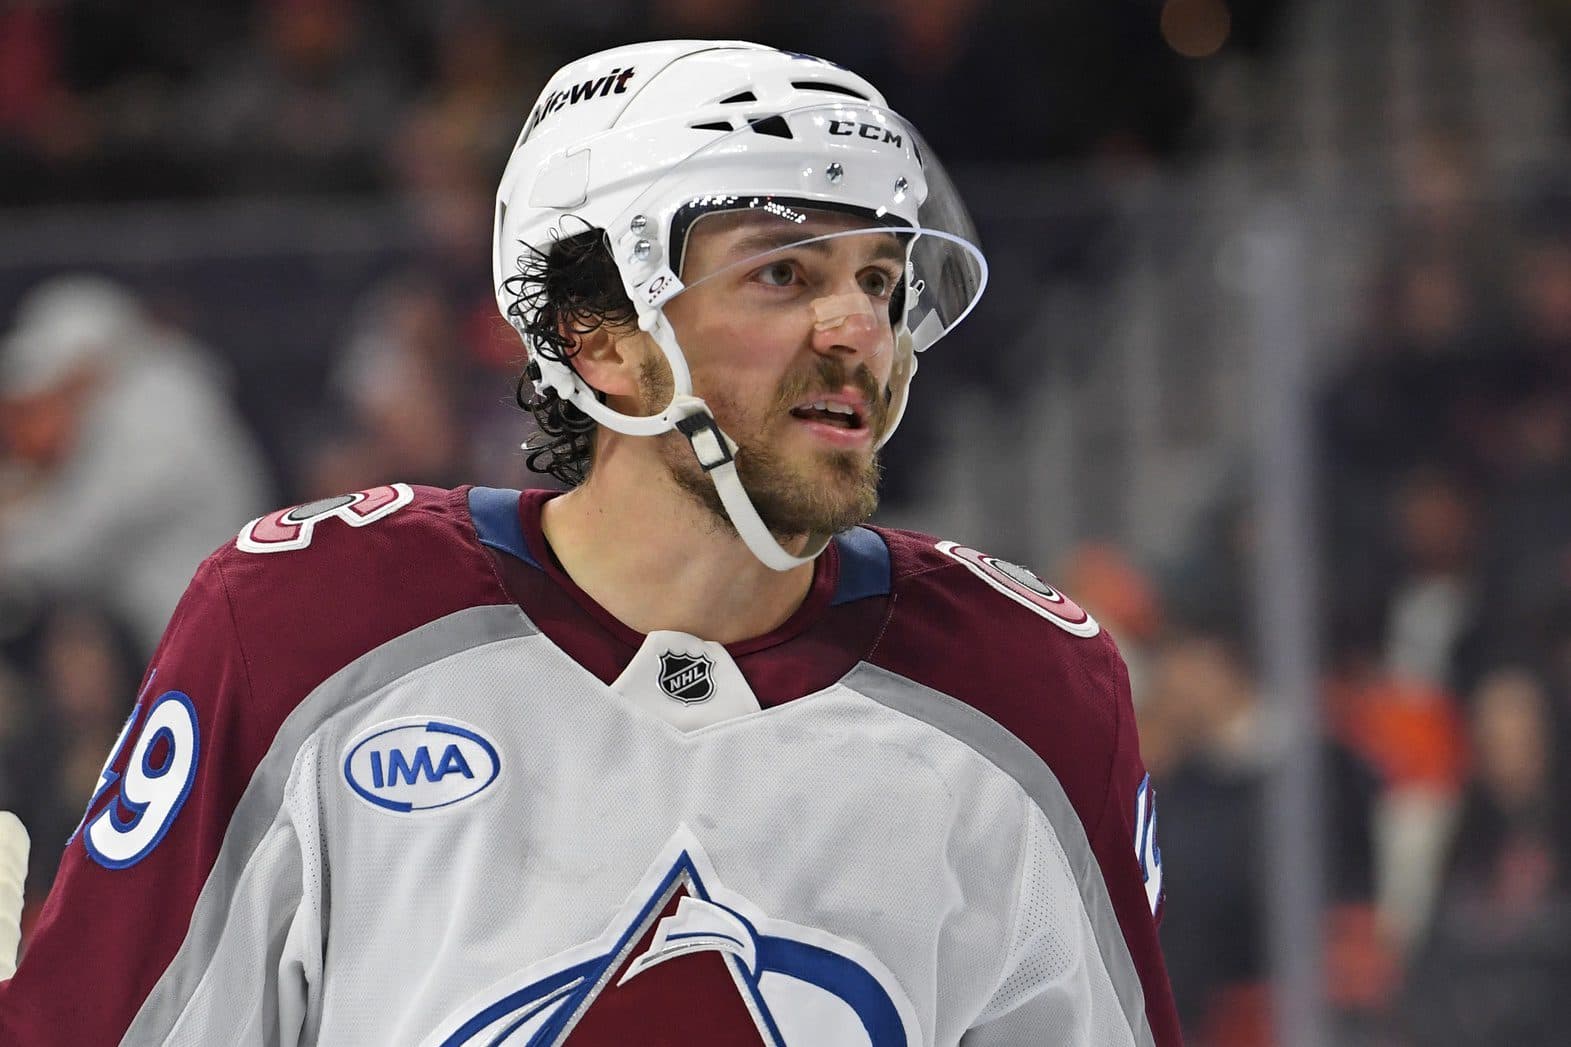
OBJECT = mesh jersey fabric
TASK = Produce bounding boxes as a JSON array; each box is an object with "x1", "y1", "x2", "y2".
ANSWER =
[{"x1": 0, "y1": 484, "x2": 1176, "y2": 1046}]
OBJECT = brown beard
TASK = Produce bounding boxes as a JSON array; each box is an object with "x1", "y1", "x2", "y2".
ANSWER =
[{"x1": 640, "y1": 354, "x2": 887, "y2": 540}]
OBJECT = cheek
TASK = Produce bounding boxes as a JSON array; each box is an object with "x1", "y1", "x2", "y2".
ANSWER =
[{"x1": 683, "y1": 313, "x2": 801, "y2": 383}]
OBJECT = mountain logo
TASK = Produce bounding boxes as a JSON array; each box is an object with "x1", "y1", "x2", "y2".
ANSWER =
[{"x1": 421, "y1": 826, "x2": 921, "y2": 1046}]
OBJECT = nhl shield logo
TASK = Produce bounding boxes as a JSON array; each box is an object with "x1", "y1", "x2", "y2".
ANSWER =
[{"x1": 657, "y1": 651, "x2": 714, "y2": 704}]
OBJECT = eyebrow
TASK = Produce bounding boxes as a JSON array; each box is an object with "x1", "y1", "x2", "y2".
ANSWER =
[{"x1": 724, "y1": 227, "x2": 908, "y2": 266}]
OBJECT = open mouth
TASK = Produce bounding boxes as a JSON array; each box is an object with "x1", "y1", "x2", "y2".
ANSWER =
[{"x1": 788, "y1": 399, "x2": 867, "y2": 431}]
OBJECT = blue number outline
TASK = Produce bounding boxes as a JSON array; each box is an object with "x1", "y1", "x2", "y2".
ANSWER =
[{"x1": 84, "y1": 690, "x2": 201, "y2": 870}]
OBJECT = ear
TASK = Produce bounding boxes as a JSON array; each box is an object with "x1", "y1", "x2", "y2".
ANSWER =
[{"x1": 565, "y1": 321, "x2": 648, "y2": 401}]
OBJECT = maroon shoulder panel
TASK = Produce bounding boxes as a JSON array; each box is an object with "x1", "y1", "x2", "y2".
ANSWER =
[
  {"x1": 867, "y1": 526, "x2": 1182, "y2": 1047},
  {"x1": 0, "y1": 484, "x2": 510, "y2": 1045}
]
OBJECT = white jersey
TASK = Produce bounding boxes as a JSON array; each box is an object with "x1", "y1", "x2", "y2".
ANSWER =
[{"x1": 0, "y1": 485, "x2": 1178, "y2": 1046}]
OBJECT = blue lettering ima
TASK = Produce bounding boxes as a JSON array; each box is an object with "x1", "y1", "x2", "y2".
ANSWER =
[{"x1": 371, "y1": 744, "x2": 475, "y2": 788}]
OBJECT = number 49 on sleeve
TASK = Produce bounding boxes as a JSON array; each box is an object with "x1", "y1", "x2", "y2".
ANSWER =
[{"x1": 80, "y1": 691, "x2": 201, "y2": 870}]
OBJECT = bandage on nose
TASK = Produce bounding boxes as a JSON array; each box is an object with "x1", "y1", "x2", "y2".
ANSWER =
[{"x1": 811, "y1": 293, "x2": 879, "y2": 332}]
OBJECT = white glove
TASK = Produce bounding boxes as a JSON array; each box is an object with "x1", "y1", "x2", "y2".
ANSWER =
[{"x1": 0, "y1": 811, "x2": 28, "y2": 979}]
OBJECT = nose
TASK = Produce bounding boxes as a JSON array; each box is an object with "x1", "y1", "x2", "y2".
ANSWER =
[{"x1": 809, "y1": 292, "x2": 889, "y2": 364}]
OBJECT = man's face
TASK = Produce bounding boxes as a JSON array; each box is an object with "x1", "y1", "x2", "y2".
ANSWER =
[{"x1": 645, "y1": 210, "x2": 904, "y2": 538}]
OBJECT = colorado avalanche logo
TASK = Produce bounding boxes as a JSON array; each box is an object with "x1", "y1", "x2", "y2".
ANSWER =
[
  {"x1": 657, "y1": 652, "x2": 715, "y2": 704},
  {"x1": 422, "y1": 827, "x2": 921, "y2": 1046},
  {"x1": 936, "y1": 540, "x2": 1100, "y2": 637}
]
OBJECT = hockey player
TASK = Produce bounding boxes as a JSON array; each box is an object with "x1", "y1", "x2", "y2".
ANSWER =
[{"x1": 0, "y1": 41, "x2": 1179, "y2": 1045}]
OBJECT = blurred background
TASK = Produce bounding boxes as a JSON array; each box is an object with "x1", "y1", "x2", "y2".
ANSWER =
[{"x1": 3, "y1": 0, "x2": 1571, "y2": 1043}]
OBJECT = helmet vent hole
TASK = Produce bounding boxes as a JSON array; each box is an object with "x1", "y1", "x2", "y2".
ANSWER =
[
  {"x1": 719, "y1": 90, "x2": 757, "y2": 104},
  {"x1": 747, "y1": 115, "x2": 793, "y2": 139},
  {"x1": 690, "y1": 121, "x2": 734, "y2": 132},
  {"x1": 790, "y1": 81, "x2": 869, "y2": 100}
]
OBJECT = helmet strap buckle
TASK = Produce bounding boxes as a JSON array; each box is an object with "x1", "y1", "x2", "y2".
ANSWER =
[{"x1": 675, "y1": 409, "x2": 735, "y2": 472}]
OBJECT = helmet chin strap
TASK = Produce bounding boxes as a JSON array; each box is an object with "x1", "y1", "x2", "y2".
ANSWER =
[
  {"x1": 545, "y1": 306, "x2": 828, "y2": 572},
  {"x1": 667, "y1": 395, "x2": 830, "y2": 572},
  {"x1": 645, "y1": 304, "x2": 828, "y2": 572}
]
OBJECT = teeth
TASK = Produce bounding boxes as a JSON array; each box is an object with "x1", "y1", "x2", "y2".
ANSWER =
[{"x1": 793, "y1": 400, "x2": 861, "y2": 423}]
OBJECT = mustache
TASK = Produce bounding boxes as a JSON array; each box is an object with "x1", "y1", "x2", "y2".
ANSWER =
[{"x1": 774, "y1": 356, "x2": 891, "y2": 430}]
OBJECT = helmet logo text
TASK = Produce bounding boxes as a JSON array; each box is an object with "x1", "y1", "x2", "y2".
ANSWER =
[
  {"x1": 829, "y1": 119, "x2": 904, "y2": 149},
  {"x1": 522, "y1": 67, "x2": 638, "y2": 143}
]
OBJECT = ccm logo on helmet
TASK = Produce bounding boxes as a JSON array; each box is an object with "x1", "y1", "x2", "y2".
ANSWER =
[
  {"x1": 522, "y1": 66, "x2": 638, "y2": 142},
  {"x1": 936, "y1": 540, "x2": 1100, "y2": 637},
  {"x1": 342, "y1": 718, "x2": 501, "y2": 815},
  {"x1": 829, "y1": 119, "x2": 904, "y2": 148}
]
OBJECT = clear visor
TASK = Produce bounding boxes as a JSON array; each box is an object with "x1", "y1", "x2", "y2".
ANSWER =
[{"x1": 610, "y1": 103, "x2": 988, "y2": 355}]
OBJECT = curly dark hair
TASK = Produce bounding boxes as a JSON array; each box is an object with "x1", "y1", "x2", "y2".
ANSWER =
[{"x1": 502, "y1": 224, "x2": 637, "y2": 486}]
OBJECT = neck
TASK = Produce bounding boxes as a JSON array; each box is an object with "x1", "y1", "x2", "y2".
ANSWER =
[{"x1": 539, "y1": 436, "x2": 816, "y2": 644}]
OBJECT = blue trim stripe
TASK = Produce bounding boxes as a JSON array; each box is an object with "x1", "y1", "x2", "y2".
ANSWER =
[
  {"x1": 468, "y1": 487, "x2": 538, "y2": 568},
  {"x1": 469, "y1": 487, "x2": 888, "y2": 603},
  {"x1": 830, "y1": 526, "x2": 891, "y2": 605}
]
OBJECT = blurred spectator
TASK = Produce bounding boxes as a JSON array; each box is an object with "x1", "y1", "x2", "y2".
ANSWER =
[
  {"x1": 1319, "y1": 139, "x2": 1505, "y2": 623},
  {"x1": 184, "y1": 0, "x2": 410, "y2": 197},
  {"x1": 1540, "y1": 595, "x2": 1571, "y2": 712},
  {"x1": 816, "y1": 0, "x2": 1197, "y2": 165},
  {"x1": 1383, "y1": 468, "x2": 1478, "y2": 691},
  {"x1": 1388, "y1": 136, "x2": 1504, "y2": 274},
  {"x1": 380, "y1": 10, "x2": 541, "y2": 490},
  {"x1": 1320, "y1": 249, "x2": 1490, "y2": 508},
  {"x1": 1511, "y1": 207, "x2": 1571, "y2": 372},
  {"x1": 1401, "y1": 668, "x2": 1571, "y2": 1047},
  {"x1": 0, "y1": 275, "x2": 270, "y2": 654},
  {"x1": 1469, "y1": 211, "x2": 1571, "y2": 667},
  {"x1": 1143, "y1": 632, "x2": 1383, "y2": 1045},
  {"x1": 300, "y1": 274, "x2": 477, "y2": 497},
  {"x1": 1142, "y1": 633, "x2": 1269, "y2": 1043},
  {"x1": 1326, "y1": 649, "x2": 1468, "y2": 949},
  {"x1": 1161, "y1": 488, "x2": 1256, "y2": 644},
  {"x1": 0, "y1": 601, "x2": 140, "y2": 896},
  {"x1": 387, "y1": 13, "x2": 517, "y2": 270},
  {"x1": 0, "y1": 2, "x2": 91, "y2": 206}
]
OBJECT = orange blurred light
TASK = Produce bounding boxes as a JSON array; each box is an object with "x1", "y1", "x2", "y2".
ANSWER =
[{"x1": 1161, "y1": 0, "x2": 1232, "y2": 59}]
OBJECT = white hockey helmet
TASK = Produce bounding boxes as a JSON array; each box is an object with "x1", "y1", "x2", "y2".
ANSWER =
[{"x1": 494, "y1": 40, "x2": 987, "y2": 569}]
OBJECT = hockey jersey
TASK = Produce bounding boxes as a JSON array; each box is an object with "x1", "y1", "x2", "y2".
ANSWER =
[{"x1": 0, "y1": 484, "x2": 1179, "y2": 1046}]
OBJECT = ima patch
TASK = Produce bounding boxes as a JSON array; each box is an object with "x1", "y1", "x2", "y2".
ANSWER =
[
  {"x1": 936, "y1": 540, "x2": 1100, "y2": 637},
  {"x1": 657, "y1": 651, "x2": 715, "y2": 704},
  {"x1": 341, "y1": 717, "x2": 502, "y2": 816}
]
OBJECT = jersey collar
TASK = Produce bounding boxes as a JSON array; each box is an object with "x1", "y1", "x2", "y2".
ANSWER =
[{"x1": 467, "y1": 485, "x2": 889, "y2": 654}]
